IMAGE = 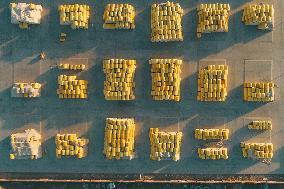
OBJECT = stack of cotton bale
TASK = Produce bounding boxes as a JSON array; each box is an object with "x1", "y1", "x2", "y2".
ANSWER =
[
  {"x1": 243, "y1": 82, "x2": 275, "y2": 102},
  {"x1": 11, "y1": 82, "x2": 42, "y2": 98},
  {"x1": 55, "y1": 134, "x2": 89, "y2": 159},
  {"x1": 103, "y1": 59, "x2": 136, "y2": 100},
  {"x1": 58, "y1": 4, "x2": 90, "y2": 29},
  {"x1": 151, "y1": 1, "x2": 183, "y2": 42},
  {"x1": 240, "y1": 142, "x2": 273, "y2": 159},
  {"x1": 149, "y1": 128, "x2": 182, "y2": 161},
  {"x1": 196, "y1": 3, "x2": 230, "y2": 38},
  {"x1": 197, "y1": 147, "x2": 228, "y2": 160},
  {"x1": 58, "y1": 63, "x2": 86, "y2": 71},
  {"x1": 10, "y1": 129, "x2": 42, "y2": 160},
  {"x1": 103, "y1": 4, "x2": 135, "y2": 29},
  {"x1": 248, "y1": 120, "x2": 272, "y2": 130},
  {"x1": 195, "y1": 129, "x2": 229, "y2": 140},
  {"x1": 10, "y1": 3, "x2": 43, "y2": 29},
  {"x1": 149, "y1": 59, "x2": 182, "y2": 101},
  {"x1": 197, "y1": 65, "x2": 228, "y2": 101},
  {"x1": 103, "y1": 118, "x2": 136, "y2": 160},
  {"x1": 57, "y1": 75, "x2": 88, "y2": 99},
  {"x1": 242, "y1": 4, "x2": 274, "y2": 30}
]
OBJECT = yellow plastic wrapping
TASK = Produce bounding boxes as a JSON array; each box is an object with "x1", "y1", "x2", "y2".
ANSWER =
[
  {"x1": 103, "y1": 118, "x2": 136, "y2": 160},
  {"x1": 197, "y1": 65, "x2": 228, "y2": 102},
  {"x1": 103, "y1": 59, "x2": 136, "y2": 100},
  {"x1": 149, "y1": 59, "x2": 182, "y2": 101},
  {"x1": 58, "y1": 4, "x2": 90, "y2": 29},
  {"x1": 151, "y1": 2, "x2": 183, "y2": 42}
]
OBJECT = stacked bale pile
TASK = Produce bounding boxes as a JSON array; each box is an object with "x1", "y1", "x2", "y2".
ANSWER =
[
  {"x1": 149, "y1": 59, "x2": 182, "y2": 101},
  {"x1": 196, "y1": 3, "x2": 230, "y2": 38},
  {"x1": 103, "y1": 118, "x2": 136, "y2": 160},
  {"x1": 10, "y1": 3, "x2": 43, "y2": 29},
  {"x1": 57, "y1": 75, "x2": 88, "y2": 99},
  {"x1": 10, "y1": 129, "x2": 42, "y2": 160},
  {"x1": 151, "y1": 1, "x2": 183, "y2": 42},
  {"x1": 248, "y1": 120, "x2": 272, "y2": 130},
  {"x1": 55, "y1": 134, "x2": 89, "y2": 159},
  {"x1": 58, "y1": 63, "x2": 86, "y2": 71},
  {"x1": 195, "y1": 129, "x2": 229, "y2": 140},
  {"x1": 241, "y1": 142, "x2": 273, "y2": 159},
  {"x1": 149, "y1": 128, "x2": 182, "y2": 161},
  {"x1": 103, "y1": 4, "x2": 135, "y2": 29},
  {"x1": 243, "y1": 82, "x2": 275, "y2": 102},
  {"x1": 197, "y1": 147, "x2": 228, "y2": 160},
  {"x1": 58, "y1": 4, "x2": 90, "y2": 29},
  {"x1": 197, "y1": 65, "x2": 228, "y2": 101},
  {"x1": 242, "y1": 4, "x2": 274, "y2": 30},
  {"x1": 103, "y1": 59, "x2": 136, "y2": 100},
  {"x1": 11, "y1": 82, "x2": 42, "y2": 98}
]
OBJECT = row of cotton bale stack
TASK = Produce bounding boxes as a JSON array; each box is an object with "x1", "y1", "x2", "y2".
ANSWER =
[
  {"x1": 103, "y1": 118, "x2": 136, "y2": 160},
  {"x1": 248, "y1": 120, "x2": 272, "y2": 130},
  {"x1": 197, "y1": 147, "x2": 228, "y2": 160},
  {"x1": 58, "y1": 63, "x2": 86, "y2": 71},
  {"x1": 11, "y1": 83, "x2": 42, "y2": 98},
  {"x1": 10, "y1": 129, "x2": 42, "y2": 160},
  {"x1": 103, "y1": 4, "x2": 135, "y2": 29},
  {"x1": 240, "y1": 142, "x2": 273, "y2": 159},
  {"x1": 197, "y1": 65, "x2": 228, "y2": 101},
  {"x1": 196, "y1": 3, "x2": 230, "y2": 38},
  {"x1": 55, "y1": 134, "x2": 89, "y2": 159},
  {"x1": 149, "y1": 59, "x2": 182, "y2": 101},
  {"x1": 243, "y1": 82, "x2": 275, "y2": 102},
  {"x1": 57, "y1": 75, "x2": 88, "y2": 99},
  {"x1": 151, "y1": 1, "x2": 183, "y2": 42},
  {"x1": 10, "y1": 3, "x2": 276, "y2": 36},
  {"x1": 58, "y1": 4, "x2": 90, "y2": 29},
  {"x1": 103, "y1": 59, "x2": 136, "y2": 100},
  {"x1": 195, "y1": 129, "x2": 229, "y2": 140},
  {"x1": 149, "y1": 128, "x2": 182, "y2": 161},
  {"x1": 10, "y1": 3, "x2": 43, "y2": 29},
  {"x1": 242, "y1": 4, "x2": 274, "y2": 30}
]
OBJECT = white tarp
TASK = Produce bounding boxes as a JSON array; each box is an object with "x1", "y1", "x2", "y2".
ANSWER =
[
  {"x1": 11, "y1": 3, "x2": 43, "y2": 24},
  {"x1": 11, "y1": 129, "x2": 42, "y2": 159},
  {"x1": 11, "y1": 83, "x2": 41, "y2": 98}
]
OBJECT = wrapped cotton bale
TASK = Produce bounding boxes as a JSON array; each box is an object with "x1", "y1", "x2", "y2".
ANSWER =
[
  {"x1": 240, "y1": 142, "x2": 273, "y2": 159},
  {"x1": 58, "y1": 4, "x2": 90, "y2": 29},
  {"x1": 103, "y1": 59, "x2": 136, "y2": 100},
  {"x1": 149, "y1": 59, "x2": 182, "y2": 101},
  {"x1": 197, "y1": 3, "x2": 230, "y2": 38},
  {"x1": 103, "y1": 4, "x2": 135, "y2": 29},
  {"x1": 195, "y1": 128, "x2": 229, "y2": 140},
  {"x1": 197, "y1": 65, "x2": 228, "y2": 102},
  {"x1": 197, "y1": 147, "x2": 228, "y2": 160},
  {"x1": 103, "y1": 118, "x2": 136, "y2": 160},
  {"x1": 243, "y1": 82, "x2": 275, "y2": 102},
  {"x1": 55, "y1": 134, "x2": 89, "y2": 159},
  {"x1": 58, "y1": 63, "x2": 86, "y2": 71},
  {"x1": 57, "y1": 75, "x2": 88, "y2": 99},
  {"x1": 151, "y1": 1, "x2": 184, "y2": 42},
  {"x1": 248, "y1": 120, "x2": 272, "y2": 130},
  {"x1": 242, "y1": 4, "x2": 274, "y2": 30},
  {"x1": 149, "y1": 128, "x2": 182, "y2": 161}
]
